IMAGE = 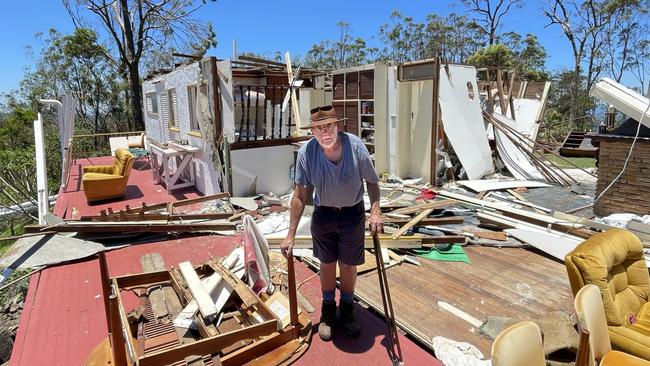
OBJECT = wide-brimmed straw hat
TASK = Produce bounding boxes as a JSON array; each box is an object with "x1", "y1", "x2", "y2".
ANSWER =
[{"x1": 300, "y1": 105, "x2": 347, "y2": 129}]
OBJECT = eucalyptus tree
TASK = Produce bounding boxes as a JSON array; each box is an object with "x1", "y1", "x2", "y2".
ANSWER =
[{"x1": 64, "y1": 0, "x2": 217, "y2": 131}]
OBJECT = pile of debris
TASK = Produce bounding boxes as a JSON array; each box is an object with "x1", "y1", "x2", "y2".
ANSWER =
[{"x1": 100, "y1": 240, "x2": 311, "y2": 366}]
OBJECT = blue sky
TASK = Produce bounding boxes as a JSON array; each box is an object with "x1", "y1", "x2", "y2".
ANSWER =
[{"x1": 0, "y1": 0, "x2": 614, "y2": 96}]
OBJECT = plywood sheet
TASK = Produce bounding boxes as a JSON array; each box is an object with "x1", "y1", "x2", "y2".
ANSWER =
[
  {"x1": 505, "y1": 228, "x2": 582, "y2": 261},
  {"x1": 458, "y1": 179, "x2": 550, "y2": 192},
  {"x1": 354, "y1": 246, "x2": 574, "y2": 356},
  {"x1": 438, "y1": 65, "x2": 494, "y2": 179}
]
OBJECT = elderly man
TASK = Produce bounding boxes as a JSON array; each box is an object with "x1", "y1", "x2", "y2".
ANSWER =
[{"x1": 281, "y1": 105, "x2": 383, "y2": 341}]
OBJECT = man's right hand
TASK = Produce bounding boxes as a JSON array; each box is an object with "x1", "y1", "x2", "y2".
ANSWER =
[{"x1": 281, "y1": 236, "x2": 294, "y2": 258}]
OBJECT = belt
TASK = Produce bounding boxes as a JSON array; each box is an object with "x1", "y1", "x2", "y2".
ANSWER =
[{"x1": 317, "y1": 201, "x2": 363, "y2": 212}]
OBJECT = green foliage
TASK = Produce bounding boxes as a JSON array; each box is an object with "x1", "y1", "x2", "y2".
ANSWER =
[
  {"x1": 304, "y1": 22, "x2": 375, "y2": 69},
  {"x1": 468, "y1": 34, "x2": 549, "y2": 81},
  {"x1": 0, "y1": 217, "x2": 31, "y2": 256},
  {"x1": 65, "y1": 0, "x2": 218, "y2": 130},
  {"x1": 20, "y1": 28, "x2": 130, "y2": 157},
  {"x1": 377, "y1": 11, "x2": 483, "y2": 63},
  {"x1": 468, "y1": 44, "x2": 515, "y2": 69},
  {"x1": 0, "y1": 267, "x2": 32, "y2": 309},
  {"x1": 539, "y1": 70, "x2": 597, "y2": 146},
  {"x1": 0, "y1": 105, "x2": 35, "y2": 151}
]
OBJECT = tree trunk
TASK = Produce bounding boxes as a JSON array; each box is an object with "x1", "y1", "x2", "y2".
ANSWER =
[
  {"x1": 119, "y1": 0, "x2": 143, "y2": 132},
  {"x1": 128, "y1": 63, "x2": 144, "y2": 132}
]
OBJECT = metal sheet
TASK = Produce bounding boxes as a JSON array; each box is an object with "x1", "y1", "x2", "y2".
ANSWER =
[
  {"x1": 438, "y1": 65, "x2": 494, "y2": 179},
  {"x1": 591, "y1": 78, "x2": 650, "y2": 126},
  {"x1": 458, "y1": 179, "x2": 550, "y2": 192},
  {"x1": 492, "y1": 112, "x2": 546, "y2": 181},
  {"x1": 506, "y1": 228, "x2": 582, "y2": 261}
]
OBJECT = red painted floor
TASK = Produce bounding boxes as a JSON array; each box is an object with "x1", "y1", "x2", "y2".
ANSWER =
[
  {"x1": 13, "y1": 154, "x2": 440, "y2": 365},
  {"x1": 11, "y1": 234, "x2": 439, "y2": 365},
  {"x1": 54, "y1": 156, "x2": 201, "y2": 219}
]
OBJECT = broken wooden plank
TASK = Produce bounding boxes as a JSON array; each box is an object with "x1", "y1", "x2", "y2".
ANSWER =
[
  {"x1": 168, "y1": 267, "x2": 216, "y2": 338},
  {"x1": 474, "y1": 231, "x2": 508, "y2": 241},
  {"x1": 207, "y1": 261, "x2": 259, "y2": 308},
  {"x1": 265, "y1": 234, "x2": 422, "y2": 249},
  {"x1": 179, "y1": 262, "x2": 218, "y2": 319},
  {"x1": 296, "y1": 290, "x2": 314, "y2": 313},
  {"x1": 137, "y1": 320, "x2": 278, "y2": 366},
  {"x1": 174, "y1": 249, "x2": 245, "y2": 330},
  {"x1": 421, "y1": 235, "x2": 468, "y2": 246},
  {"x1": 477, "y1": 211, "x2": 585, "y2": 242},
  {"x1": 126, "y1": 192, "x2": 231, "y2": 213},
  {"x1": 565, "y1": 204, "x2": 593, "y2": 214},
  {"x1": 25, "y1": 222, "x2": 236, "y2": 234},
  {"x1": 393, "y1": 208, "x2": 434, "y2": 239},
  {"x1": 438, "y1": 190, "x2": 587, "y2": 232},
  {"x1": 79, "y1": 212, "x2": 233, "y2": 222},
  {"x1": 382, "y1": 215, "x2": 464, "y2": 225},
  {"x1": 389, "y1": 199, "x2": 456, "y2": 215}
]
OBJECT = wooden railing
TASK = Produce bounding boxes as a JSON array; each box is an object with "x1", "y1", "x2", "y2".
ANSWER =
[
  {"x1": 234, "y1": 85, "x2": 296, "y2": 142},
  {"x1": 71, "y1": 131, "x2": 146, "y2": 159}
]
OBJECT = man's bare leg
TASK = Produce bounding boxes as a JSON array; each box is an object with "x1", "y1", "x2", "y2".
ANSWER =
[
  {"x1": 338, "y1": 261, "x2": 357, "y2": 294},
  {"x1": 338, "y1": 261, "x2": 360, "y2": 337}
]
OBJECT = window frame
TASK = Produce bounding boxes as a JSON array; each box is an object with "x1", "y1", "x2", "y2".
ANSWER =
[
  {"x1": 167, "y1": 88, "x2": 179, "y2": 130},
  {"x1": 145, "y1": 92, "x2": 159, "y2": 116},
  {"x1": 187, "y1": 84, "x2": 200, "y2": 133}
]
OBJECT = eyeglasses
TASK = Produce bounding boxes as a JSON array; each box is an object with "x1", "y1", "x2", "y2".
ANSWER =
[{"x1": 312, "y1": 123, "x2": 338, "y2": 133}]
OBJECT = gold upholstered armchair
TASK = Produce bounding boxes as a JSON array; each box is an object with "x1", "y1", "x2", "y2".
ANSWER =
[
  {"x1": 565, "y1": 228, "x2": 650, "y2": 360},
  {"x1": 82, "y1": 148, "x2": 134, "y2": 203}
]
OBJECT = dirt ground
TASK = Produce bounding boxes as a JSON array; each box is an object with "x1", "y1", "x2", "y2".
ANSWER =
[{"x1": 0, "y1": 269, "x2": 30, "y2": 363}]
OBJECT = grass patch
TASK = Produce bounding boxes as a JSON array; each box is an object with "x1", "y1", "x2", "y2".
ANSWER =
[
  {"x1": 0, "y1": 240, "x2": 13, "y2": 257},
  {"x1": 1, "y1": 221, "x2": 28, "y2": 256},
  {"x1": 0, "y1": 267, "x2": 32, "y2": 308},
  {"x1": 544, "y1": 154, "x2": 596, "y2": 169}
]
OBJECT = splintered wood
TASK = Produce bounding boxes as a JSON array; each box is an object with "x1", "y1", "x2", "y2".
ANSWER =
[{"x1": 105, "y1": 247, "x2": 312, "y2": 366}]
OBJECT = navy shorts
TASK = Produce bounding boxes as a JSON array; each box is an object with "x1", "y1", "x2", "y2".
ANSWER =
[{"x1": 311, "y1": 200, "x2": 366, "y2": 265}]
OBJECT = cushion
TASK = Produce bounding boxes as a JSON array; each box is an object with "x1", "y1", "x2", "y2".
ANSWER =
[
  {"x1": 113, "y1": 148, "x2": 133, "y2": 175},
  {"x1": 567, "y1": 229, "x2": 649, "y2": 326}
]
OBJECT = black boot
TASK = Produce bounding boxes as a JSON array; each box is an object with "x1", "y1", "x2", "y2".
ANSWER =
[
  {"x1": 319, "y1": 299, "x2": 337, "y2": 341},
  {"x1": 339, "y1": 301, "x2": 361, "y2": 337}
]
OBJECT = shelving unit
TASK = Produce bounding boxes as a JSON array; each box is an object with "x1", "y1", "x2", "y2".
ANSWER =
[
  {"x1": 359, "y1": 100, "x2": 375, "y2": 161},
  {"x1": 331, "y1": 66, "x2": 376, "y2": 161}
]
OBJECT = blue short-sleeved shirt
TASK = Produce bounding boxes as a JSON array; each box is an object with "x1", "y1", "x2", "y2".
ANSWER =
[{"x1": 295, "y1": 132, "x2": 379, "y2": 207}]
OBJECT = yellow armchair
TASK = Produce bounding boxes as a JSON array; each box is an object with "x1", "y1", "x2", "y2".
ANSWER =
[
  {"x1": 565, "y1": 229, "x2": 650, "y2": 360},
  {"x1": 82, "y1": 148, "x2": 134, "y2": 203}
]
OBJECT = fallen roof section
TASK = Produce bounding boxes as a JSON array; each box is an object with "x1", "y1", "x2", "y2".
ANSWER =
[{"x1": 591, "y1": 78, "x2": 650, "y2": 127}]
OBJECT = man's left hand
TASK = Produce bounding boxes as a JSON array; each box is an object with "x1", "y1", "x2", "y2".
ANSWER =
[{"x1": 368, "y1": 212, "x2": 383, "y2": 235}]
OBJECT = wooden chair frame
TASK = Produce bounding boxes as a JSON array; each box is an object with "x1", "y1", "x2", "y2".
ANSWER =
[{"x1": 96, "y1": 252, "x2": 311, "y2": 366}]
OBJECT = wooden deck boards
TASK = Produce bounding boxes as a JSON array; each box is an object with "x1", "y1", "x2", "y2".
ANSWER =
[{"x1": 354, "y1": 246, "x2": 574, "y2": 356}]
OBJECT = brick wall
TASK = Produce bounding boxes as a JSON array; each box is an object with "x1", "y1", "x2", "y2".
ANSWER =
[{"x1": 594, "y1": 138, "x2": 650, "y2": 216}]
